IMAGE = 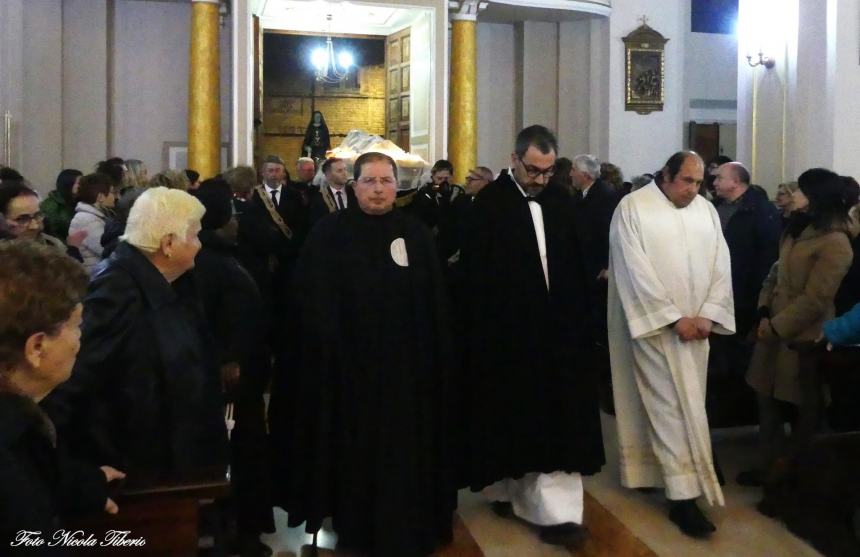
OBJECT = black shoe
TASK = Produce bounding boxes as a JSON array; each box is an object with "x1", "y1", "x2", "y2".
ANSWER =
[
  {"x1": 668, "y1": 499, "x2": 716, "y2": 539},
  {"x1": 756, "y1": 495, "x2": 781, "y2": 518},
  {"x1": 635, "y1": 487, "x2": 661, "y2": 494},
  {"x1": 538, "y1": 522, "x2": 588, "y2": 547},
  {"x1": 490, "y1": 501, "x2": 514, "y2": 519},
  {"x1": 736, "y1": 469, "x2": 763, "y2": 487}
]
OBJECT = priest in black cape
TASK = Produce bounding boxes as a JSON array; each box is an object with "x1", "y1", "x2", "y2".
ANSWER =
[
  {"x1": 268, "y1": 152, "x2": 456, "y2": 557},
  {"x1": 459, "y1": 125, "x2": 605, "y2": 547}
]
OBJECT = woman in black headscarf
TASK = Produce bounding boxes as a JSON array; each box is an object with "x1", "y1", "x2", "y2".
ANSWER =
[{"x1": 301, "y1": 110, "x2": 331, "y2": 162}]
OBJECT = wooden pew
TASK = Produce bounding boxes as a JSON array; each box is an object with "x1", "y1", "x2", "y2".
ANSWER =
[{"x1": 64, "y1": 467, "x2": 230, "y2": 556}]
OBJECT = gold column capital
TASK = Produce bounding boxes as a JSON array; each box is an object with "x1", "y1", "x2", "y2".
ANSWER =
[
  {"x1": 449, "y1": 1, "x2": 488, "y2": 21},
  {"x1": 188, "y1": 0, "x2": 221, "y2": 179}
]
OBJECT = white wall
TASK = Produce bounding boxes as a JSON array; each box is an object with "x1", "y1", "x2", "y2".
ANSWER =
[
  {"x1": 1, "y1": 0, "x2": 234, "y2": 193},
  {"x1": 63, "y1": 0, "x2": 108, "y2": 174},
  {"x1": 477, "y1": 22, "x2": 516, "y2": 171},
  {"x1": 409, "y1": 11, "x2": 434, "y2": 164},
  {"x1": 475, "y1": 15, "x2": 610, "y2": 172},
  {"x1": 520, "y1": 21, "x2": 559, "y2": 131},
  {"x1": 829, "y1": 0, "x2": 860, "y2": 180},
  {"x1": 558, "y1": 19, "x2": 592, "y2": 158},
  {"x1": 685, "y1": 31, "x2": 738, "y2": 123},
  {"x1": 736, "y1": 0, "x2": 860, "y2": 190},
  {"x1": 21, "y1": 0, "x2": 63, "y2": 191},
  {"x1": 113, "y1": 0, "x2": 232, "y2": 173},
  {"x1": 0, "y1": 0, "x2": 26, "y2": 175},
  {"x1": 607, "y1": 0, "x2": 688, "y2": 177}
]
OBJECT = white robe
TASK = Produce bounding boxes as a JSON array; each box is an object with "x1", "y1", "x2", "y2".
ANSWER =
[{"x1": 607, "y1": 182, "x2": 735, "y2": 505}]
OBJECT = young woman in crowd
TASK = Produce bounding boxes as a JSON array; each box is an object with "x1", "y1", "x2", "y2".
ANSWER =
[
  {"x1": 746, "y1": 168, "x2": 857, "y2": 509},
  {"x1": 68, "y1": 173, "x2": 117, "y2": 274}
]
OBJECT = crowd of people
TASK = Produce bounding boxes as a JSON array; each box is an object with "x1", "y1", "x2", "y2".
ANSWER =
[{"x1": 1, "y1": 125, "x2": 859, "y2": 556}]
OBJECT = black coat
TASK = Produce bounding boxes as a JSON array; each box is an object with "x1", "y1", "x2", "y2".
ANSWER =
[
  {"x1": 572, "y1": 179, "x2": 620, "y2": 341},
  {"x1": 269, "y1": 207, "x2": 456, "y2": 557},
  {"x1": 236, "y1": 186, "x2": 307, "y2": 332},
  {"x1": 41, "y1": 242, "x2": 228, "y2": 478},
  {"x1": 307, "y1": 185, "x2": 357, "y2": 232},
  {"x1": 717, "y1": 187, "x2": 782, "y2": 334},
  {"x1": 194, "y1": 232, "x2": 275, "y2": 535},
  {"x1": 835, "y1": 233, "x2": 860, "y2": 316},
  {"x1": 0, "y1": 388, "x2": 107, "y2": 555},
  {"x1": 459, "y1": 173, "x2": 605, "y2": 489}
]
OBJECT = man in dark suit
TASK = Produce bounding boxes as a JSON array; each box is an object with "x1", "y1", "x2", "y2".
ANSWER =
[
  {"x1": 237, "y1": 155, "x2": 306, "y2": 348},
  {"x1": 570, "y1": 154, "x2": 621, "y2": 413},
  {"x1": 307, "y1": 157, "x2": 356, "y2": 230}
]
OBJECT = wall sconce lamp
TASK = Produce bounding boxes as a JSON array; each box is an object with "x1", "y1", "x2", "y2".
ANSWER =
[{"x1": 747, "y1": 51, "x2": 775, "y2": 69}]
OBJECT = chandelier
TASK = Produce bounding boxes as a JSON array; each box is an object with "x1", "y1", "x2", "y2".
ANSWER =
[{"x1": 311, "y1": 15, "x2": 354, "y2": 84}]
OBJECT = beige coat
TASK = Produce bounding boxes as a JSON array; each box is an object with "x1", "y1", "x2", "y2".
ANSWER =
[{"x1": 746, "y1": 222, "x2": 855, "y2": 403}]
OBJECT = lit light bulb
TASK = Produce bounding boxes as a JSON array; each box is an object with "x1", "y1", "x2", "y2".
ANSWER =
[
  {"x1": 311, "y1": 47, "x2": 328, "y2": 71},
  {"x1": 338, "y1": 51, "x2": 354, "y2": 69}
]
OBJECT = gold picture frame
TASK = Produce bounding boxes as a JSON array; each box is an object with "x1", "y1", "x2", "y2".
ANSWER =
[{"x1": 623, "y1": 22, "x2": 669, "y2": 115}]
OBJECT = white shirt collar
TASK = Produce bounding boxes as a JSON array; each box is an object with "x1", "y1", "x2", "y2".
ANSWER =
[{"x1": 508, "y1": 167, "x2": 532, "y2": 199}]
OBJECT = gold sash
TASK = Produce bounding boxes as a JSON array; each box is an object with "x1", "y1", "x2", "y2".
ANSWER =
[
  {"x1": 255, "y1": 185, "x2": 293, "y2": 240},
  {"x1": 320, "y1": 184, "x2": 338, "y2": 214}
]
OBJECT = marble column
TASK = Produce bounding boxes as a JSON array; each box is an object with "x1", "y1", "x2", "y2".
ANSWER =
[{"x1": 188, "y1": 0, "x2": 220, "y2": 179}]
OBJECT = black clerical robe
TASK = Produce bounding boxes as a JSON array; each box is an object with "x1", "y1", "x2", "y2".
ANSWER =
[
  {"x1": 268, "y1": 207, "x2": 456, "y2": 557},
  {"x1": 459, "y1": 172, "x2": 605, "y2": 489}
]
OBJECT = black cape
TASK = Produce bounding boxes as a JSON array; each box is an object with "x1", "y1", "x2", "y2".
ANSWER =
[
  {"x1": 459, "y1": 172, "x2": 605, "y2": 489},
  {"x1": 268, "y1": 207, "x2": 456, "y2": 557}
]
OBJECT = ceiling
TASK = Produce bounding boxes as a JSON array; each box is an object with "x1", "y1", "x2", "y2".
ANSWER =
[{"x1": 258, "y1": 0, "x2": 423, "y2": 35}]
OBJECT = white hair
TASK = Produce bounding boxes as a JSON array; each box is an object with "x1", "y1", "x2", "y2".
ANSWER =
[
  {"x1": 121, "y1": 187, "x2": 204, "y2": 253},
  {"x1": 297, "y1": 157, "x2": 315, "y2": 167},
  {"x1": 572, "y1": 154, "x2": 601, "y2": 180}
]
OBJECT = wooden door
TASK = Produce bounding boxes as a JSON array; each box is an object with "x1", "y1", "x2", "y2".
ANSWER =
[
  {"x1": 689, "y1": 122, "x2": 720, "y2": 163},
  {"x1": 253, "y1": 15, "x2": 263, "y2": 171},
  {"x1": 386, "y1": 29, "x2": 410, "y2": 152}
]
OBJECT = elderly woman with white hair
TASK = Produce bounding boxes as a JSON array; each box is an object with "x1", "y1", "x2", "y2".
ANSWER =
[{"x1": 42, "y1": 187, "x2": 228, "y2": 479}]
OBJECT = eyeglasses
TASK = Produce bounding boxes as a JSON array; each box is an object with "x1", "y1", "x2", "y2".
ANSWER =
[
  {"x1": 516, "y1": 157, "x2": 555, "y2": 179},
  {"x1": 465, "y1": 175, "x2": 486, "y2": 183},
  {"x1": 356, "y1": 176, "x2": 397, "y2": 187},
  {"x1": 10, "y1": 212, "x2": 45, "y2": 226}
]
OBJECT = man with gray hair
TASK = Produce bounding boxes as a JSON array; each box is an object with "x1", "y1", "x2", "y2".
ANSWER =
[{"x1": 571, "y1": 154, "x2": 621, "y2": 413}]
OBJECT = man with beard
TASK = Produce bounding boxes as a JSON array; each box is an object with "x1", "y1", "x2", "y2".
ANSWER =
[{"x1": 460, "y1": 125, "x2": 604, "y2": 547}]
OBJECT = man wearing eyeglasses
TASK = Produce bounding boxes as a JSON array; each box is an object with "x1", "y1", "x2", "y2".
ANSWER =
[
  {"x1": 0, "y1": 183, "x2": 66, "y2": 251},
  {"x1": 459, "y1": 125, "x2": 604, "y2": 548}
]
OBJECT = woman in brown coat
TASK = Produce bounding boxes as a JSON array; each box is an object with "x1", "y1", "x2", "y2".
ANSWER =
[{"x1": 746, "y1": 168, "x2": 857, "y2": 495}]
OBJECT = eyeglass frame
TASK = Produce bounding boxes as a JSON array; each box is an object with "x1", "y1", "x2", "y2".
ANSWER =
[
  {"x1": 514, "y1": 156, "x2": 555, "y2": 179},
  {"x1": 9, "y1": 211, "x2": 46, "y2": 227}
]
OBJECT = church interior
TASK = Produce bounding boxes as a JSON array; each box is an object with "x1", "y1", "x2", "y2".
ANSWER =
[{"x1": 2, "y1": 0, "x2": 860, "y2": 556}]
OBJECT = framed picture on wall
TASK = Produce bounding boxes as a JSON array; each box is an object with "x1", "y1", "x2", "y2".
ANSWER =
[{"x1": 622, "y1": 21, "x2": 669, "y2": 115}]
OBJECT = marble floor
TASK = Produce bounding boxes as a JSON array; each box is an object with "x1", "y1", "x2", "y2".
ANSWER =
[{"x1": 261, "y1": 413, "x2": 824, "y2": 557}]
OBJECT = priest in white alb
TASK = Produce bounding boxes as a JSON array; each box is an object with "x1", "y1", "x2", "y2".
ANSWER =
[{"x1": 607, "y1": 151, "x2": 735, "y2": 538}]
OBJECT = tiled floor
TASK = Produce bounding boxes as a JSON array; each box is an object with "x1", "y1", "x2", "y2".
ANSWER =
[{"x1": 262, "y1": 413, "x2": 825, "y2": 556}]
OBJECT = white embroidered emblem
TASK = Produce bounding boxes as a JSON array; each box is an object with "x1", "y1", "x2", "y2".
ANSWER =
[{"x1": 390, "y1": 238, "x2": 409, "y2": 267}]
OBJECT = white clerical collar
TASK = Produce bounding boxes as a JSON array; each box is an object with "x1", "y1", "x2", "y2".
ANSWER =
[{"x1": 508, "y1": 167, "x2": 534, "y2": 199}]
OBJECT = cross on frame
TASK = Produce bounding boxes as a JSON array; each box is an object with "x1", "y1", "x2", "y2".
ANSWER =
[{"x1": 638, "y1": 15, "x2": 649, "y2": 26}]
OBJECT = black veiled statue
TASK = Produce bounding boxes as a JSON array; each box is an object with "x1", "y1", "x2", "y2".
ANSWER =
[{"x1": 302, "y1": 111, "x2": 331, "y2": 162}]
